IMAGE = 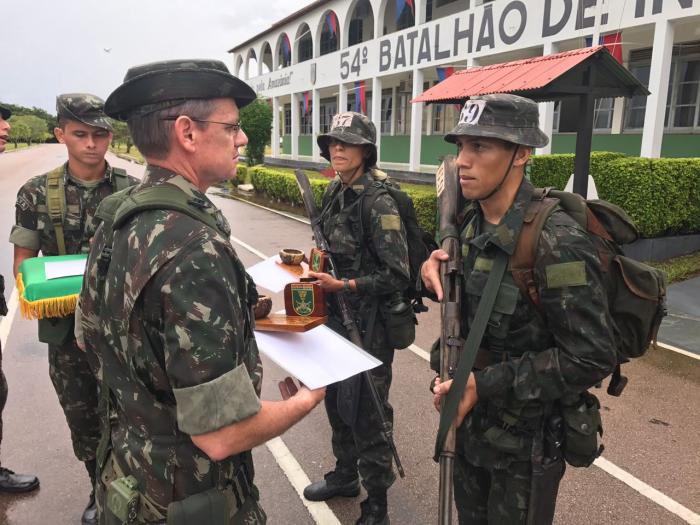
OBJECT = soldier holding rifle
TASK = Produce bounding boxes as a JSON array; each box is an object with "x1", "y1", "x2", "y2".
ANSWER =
[
  {"x1": 300, "y1": 112, "x2": 410, "y2": 525},
  {"x1": 421, "y1": 94, "x2": 617, "y2": 524}
]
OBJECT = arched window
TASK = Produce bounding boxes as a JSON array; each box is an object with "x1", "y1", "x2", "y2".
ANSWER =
[
  {"x1": 296, "y1": 23, "x2": 313, "y2": 63},
  {"x1": 277, "y1": 33, "x2": 292, "y2": 69},
  {"x1": 348, "y1": 0, "x2": 375, "y2": 47},
  {"x1": 320, "y1": 11, "x2": 340, "y2": 56}
]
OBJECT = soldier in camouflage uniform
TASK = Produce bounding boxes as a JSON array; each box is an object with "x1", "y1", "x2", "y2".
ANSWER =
[
  {"x1": 0, "y1": 103, "x2": 40, "y2": 494},
  {"x1": 79, "y1": 59, "x2": 325, "y2": 525},
  {"x1": 303, "y1": 112, "x2": 411, "y2": 525},
  {"x1": 421, "y1": 94, "x2": 617, "y2": 524},
  {"x1": 9, "y1": 94, "x2": 138, "y2": 524}
]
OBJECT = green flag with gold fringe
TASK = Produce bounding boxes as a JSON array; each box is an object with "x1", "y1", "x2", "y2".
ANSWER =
[{"x1": 17, "y1": 254, "x2": 88, "y2": 319}]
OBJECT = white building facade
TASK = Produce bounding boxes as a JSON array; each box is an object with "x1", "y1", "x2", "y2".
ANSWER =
[{"x1": 230, "y1": 0, "x2": 700, "y2": 171}]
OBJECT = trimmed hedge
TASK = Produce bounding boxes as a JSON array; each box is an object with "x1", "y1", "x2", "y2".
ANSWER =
[{"x1": 247, "y1": 153, "x2": 700, "y2": 239}]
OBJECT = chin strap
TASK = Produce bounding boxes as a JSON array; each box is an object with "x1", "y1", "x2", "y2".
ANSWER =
[{"x1": 479, "y1": 146, "x2": 520, "y2": 203}]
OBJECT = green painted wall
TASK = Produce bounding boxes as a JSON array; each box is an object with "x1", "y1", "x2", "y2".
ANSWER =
[{"x1": 283, "y1": 133, "x2": 699, "y2": 162}]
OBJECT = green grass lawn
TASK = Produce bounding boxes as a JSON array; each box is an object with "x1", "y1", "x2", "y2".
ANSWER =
[
  {"x1": 110, "y1": 143, "x2": 145, "y2": 164},
  {"x1": 647, "y1": 251, "x2": 700, "y2": 284},
  {"x1": 5, "y1": 142, "x2": 34, "y2": 151}
]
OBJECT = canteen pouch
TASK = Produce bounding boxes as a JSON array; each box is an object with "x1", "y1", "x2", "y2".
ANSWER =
[
  {"x1": 380, "y1": 296, "x2": 416, "y2": 350},
  {"x1": 0, "y1": 275, "x2": 7, "y2": 316},
  {"x1": 560, "y1": 391, "x2": 603, "y2": 467},
  {"x1": 482, "y1": 425, "x2": 528, "y2": 456},
  {"x1": 167, "y1": 488, "x2": 228, "y2": 525},
  {"x1": 106, "y1": 475, "x2": 139, "y2": 525},
  {"x1": 38, "y1": 315, "x2": 75, "y2": 345}
]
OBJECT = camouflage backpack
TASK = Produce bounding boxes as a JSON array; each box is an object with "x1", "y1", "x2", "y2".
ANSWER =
[
  {"x1": 359, "y1": 170, "x2": 438, "y2": 314},
  {"x1": 511, "y1": 188, "x2": 668, "y2": 396}
]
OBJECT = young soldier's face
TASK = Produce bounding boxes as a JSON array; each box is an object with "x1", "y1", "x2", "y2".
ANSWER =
[
  {"x1": 54, "y1": 120, "x2": 112, "y2": 167},
  {"x1": 0, "y1": 116, "x2": 10, "y2": 153},
  {"x1": 454, "y1": 135, "x2": 520, "y2": 200}
]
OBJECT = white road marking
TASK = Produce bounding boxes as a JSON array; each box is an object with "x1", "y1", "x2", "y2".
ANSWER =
[
  {"x1": 266, "y1": 438, "x2": 341, "y2": 525},
  {"x1": 594, "y1": 457, "x2": 700, "y2": 525},
  {"x1": 408, "y1": 343, "x2": 431, "y2": 362},
  {"x1": 230, "y1": 234, "x2": 269, "y2": 260},
  {"x1": 212, "y1": 191, "x2": 310, "y2": 225},
  {"x1": 0, "y1": 287, "x2": 19, "y2": 351},
  {"x1": 656, "y1": 341, "x2": 700, "y2": 361}
]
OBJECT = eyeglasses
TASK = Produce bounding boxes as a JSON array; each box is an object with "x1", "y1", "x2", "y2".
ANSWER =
[{"x1": 161, "y1": 116, "x2": 242, "y2": 134}]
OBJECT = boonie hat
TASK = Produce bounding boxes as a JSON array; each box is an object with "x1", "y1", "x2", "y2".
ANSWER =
[
  {"x1": 56, "y1": 94, "x2": 113, "y2": 131},
  {"x1": 105, "y1": 59, "x2": 257, "y2": 120},
  {"x1": 445, "y1": 93, "x2": 549, "y2": 148},
  {"x1": 317, "y1": 112, "x2": 378, "y2": 168}
]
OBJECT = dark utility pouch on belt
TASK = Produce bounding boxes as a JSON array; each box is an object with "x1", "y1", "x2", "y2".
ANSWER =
[
  {"x1": 167, "y1": 488, "x2": 228, "y2": 525},
  {"x1": 560, "y1": 391, "x2": 603, "y2": 467},
  {"x1": 38, "y1": 315, "x2": 75, "y2": 345},
  {"x1": 379, "y1": 298, "x2": 416, "y2": 350}
]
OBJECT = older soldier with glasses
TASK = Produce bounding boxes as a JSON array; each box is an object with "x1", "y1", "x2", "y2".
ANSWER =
[{"x1": 78, "y1": 59, "x2": 325, "y2": 524}]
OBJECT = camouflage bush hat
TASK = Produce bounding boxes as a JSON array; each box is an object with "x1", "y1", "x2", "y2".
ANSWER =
[
  {"x1": 317, "y1": 112, "x2": 378, "y2": 168},
  {"x1": 105, "y1": 59, "x2": 257, "y2": 121},
  {"x1": 444, "y1": 93, "x2": 549, "y2": 148},
  {"x1": 0, "y1": 104, "x2": 11, "y2": 120},
  {"x1": 56, "y1": 94, "x2": 113, "y2": 131}
]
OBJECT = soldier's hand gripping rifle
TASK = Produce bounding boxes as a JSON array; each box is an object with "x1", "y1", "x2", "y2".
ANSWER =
[
  {"x1": 435, "y1": 156, "x2": 462, "y2": 525},
  {"x1": 295, "y1": 169, "x2": 405, "y2": 479}
]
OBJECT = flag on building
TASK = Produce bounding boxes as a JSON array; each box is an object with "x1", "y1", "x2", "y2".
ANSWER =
[
  {"x1": 326, "y1": 12, "x2": 337, "y2": 36},
  {"x1": 586, "y1": 32, "x2": 623, "y2": 63},
  {"x1": 282, "y1": 34, "x2": 291, "y2": 63},
  {"x1": 303, "y1": 91, "x2": 310, "y2": 114},
  {"x1": 436, "y1": 66, "x2": 455, "y2": 82},
  {"x1": 396, "y1": 0, "x2": 414, "y2": 22},
  {"x1": 354, "y1": 81, "x2": 366, "y2": 114}
]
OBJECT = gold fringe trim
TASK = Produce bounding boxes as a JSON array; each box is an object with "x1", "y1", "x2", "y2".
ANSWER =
[{"x1": 16, "y1": 272, "x2": 78, "y2": 320}]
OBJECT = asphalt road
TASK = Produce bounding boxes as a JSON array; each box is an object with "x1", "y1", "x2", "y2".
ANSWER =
[{"x1": 0, "y1": 145, "x2": 698, "y2": 525}]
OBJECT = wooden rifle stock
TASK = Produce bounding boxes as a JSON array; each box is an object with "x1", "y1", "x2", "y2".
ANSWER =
[
  {"x1": 294, "y1": 170, "x2": 405, "y2": 478},
  {"x1": 435, "y1": 157, "x2": 462, "y2": 524}
]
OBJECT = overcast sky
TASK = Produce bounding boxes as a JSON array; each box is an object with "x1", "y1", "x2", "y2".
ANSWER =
[{"x1": 0, "y1": 0, "x2": 311, "y2": 113}]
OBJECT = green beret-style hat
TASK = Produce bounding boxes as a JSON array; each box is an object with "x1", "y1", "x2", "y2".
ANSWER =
[{"x1": 105, "y1": 59, "x2": 257, "y2": 120}]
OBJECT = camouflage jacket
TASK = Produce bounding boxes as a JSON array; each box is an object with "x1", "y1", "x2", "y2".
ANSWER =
[
  {"x1": 10, "y1": 161, "x2": 138, "y2": 255},
  {"x1": 320, "y1": 171, "x2": 410, "y2": 352},
  {"x1": 433, "y1": 179, "x2": 617, "y2": 468},
  {"x1": 79, "y1": 166, "x2": 263, "y2": 513}
]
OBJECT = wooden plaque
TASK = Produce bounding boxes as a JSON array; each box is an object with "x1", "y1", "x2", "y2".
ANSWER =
[
  {"x1": 309, "y1": 248, "x2": 328, "y2": 273},
  {"x1": 284, "y1": 281, "x2": 327, "y2": 317},
  {"x1": 255, "y1": 313, "x2": 327, "y2": 333}
]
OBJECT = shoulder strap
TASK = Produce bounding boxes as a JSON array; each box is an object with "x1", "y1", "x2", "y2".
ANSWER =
[
  {"x1": 510, "y1": 189, "x2": 559, "y2": 309},
  {"x1": 113, "y1": 184, "x2": 219, "y2": 232},
  {"x1": 434, "y1": 250, "x2": 509, "y2": 461},
  {"x1": 46, "y1": 166, "x2": 67, "y2": 255},
  {"x1": 110, "y1": 167, "x2": 131, "y2": 192}
]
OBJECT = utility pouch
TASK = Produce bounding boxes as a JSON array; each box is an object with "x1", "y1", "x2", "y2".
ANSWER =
[
  {"x1": 482, "y1": 425, "x2": 527, "y2": 455},
  {"x1": 167, "y1": 488, "x2": 229, "y2": 525},
  {"x1": 38, "y1": 315, "x2": 75, "y2": 345},
  {"x1": 560, "y1": 391, "x2": 603, "y2": 467},
  {"x1": 0, "y1": 275, "x2": 7, "y2": 316},
  {"x1": 380, "y1": 297, "x2": 416, "y2": 350},
  {"x1": 106, "y1": 475, "x2": 139, "y2": 525}
]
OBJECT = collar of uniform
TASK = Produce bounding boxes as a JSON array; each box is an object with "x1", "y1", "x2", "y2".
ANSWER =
[
  {"x1": 63, "y1": 161, "x2": 113, "y2": 187},
  {"x1": 141, "y1": 164, "x2": 230, "y2": 234},
  {"x1": 344, "y1": 170, "x2": 374, "y2": 197},
  {"x1": 468, "y1": 178, "x2": 534, "y2": 255}
]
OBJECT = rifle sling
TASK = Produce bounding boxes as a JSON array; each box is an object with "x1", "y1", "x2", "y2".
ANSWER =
[{"x1": 434, "y1": 250, "x2": 508, "y2": 461}]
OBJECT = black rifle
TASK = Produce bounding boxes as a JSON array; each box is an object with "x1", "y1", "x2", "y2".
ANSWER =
[
  {"x1": 435, "y1": 156, "x2": 462, "y2": 525},
  {"x1": 295, "y1": 169, "x2": 405, "y2": 478}
]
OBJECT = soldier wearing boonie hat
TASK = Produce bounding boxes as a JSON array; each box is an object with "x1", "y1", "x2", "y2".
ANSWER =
[
  {"x1": 0, "y1": 102, "x2": 41, "y2": 496},
  {"x1": 421, "y1": 93, "x2": 617, "y2": 524},
  {"x1": 79, "y1": 59, "x2": 325, "y2": 524},
  {"x1": 9, "y1": 92, "x2": 137, "y2": 525},
  {"x1": 304, "y1": 111, "x2": 411, "y2": 525}
]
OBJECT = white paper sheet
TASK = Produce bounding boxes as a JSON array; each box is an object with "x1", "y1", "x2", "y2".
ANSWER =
[
  {"x1": 44, "y1": 259, "x2": 87, "y2": 280},
  {"x1": 254, "y1": 325, "x2": 381, "y2": 390},
  {"x1": 246, "y1": 255, "x2": 307, "y2": 293}
]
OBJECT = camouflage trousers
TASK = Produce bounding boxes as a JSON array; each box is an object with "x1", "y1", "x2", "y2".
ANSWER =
[
  {"x1": 0, "y1": 343, "x2": 6, "y2": 462},
  {"x1": 48, "y1": 337, "x2": 101, "y2": 463},
  {"x1": 453, "y1": 453, "x2": 565, "y2": 525},
  {"x1": 325, "y1": 362, "x2": 396, "y2": 495}
]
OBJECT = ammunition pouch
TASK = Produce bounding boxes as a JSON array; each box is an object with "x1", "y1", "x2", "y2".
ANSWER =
[
  {"x1": 560, "y1": 391, "x2": 603, "y2": 468},
  {"x1": 379, "y1": 296, "x2": 416, "y2": 350},
  {"x1": 38, "y1": 315, "x2": 75, "y2": 345},
  {"x1": 106, "y1": 475, "x2": 140, "y2": 525}
]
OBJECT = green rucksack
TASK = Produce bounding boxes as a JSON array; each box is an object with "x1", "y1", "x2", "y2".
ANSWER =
[{"x1": 511, "y1": 188, "x2": 668, "y2": 396}]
